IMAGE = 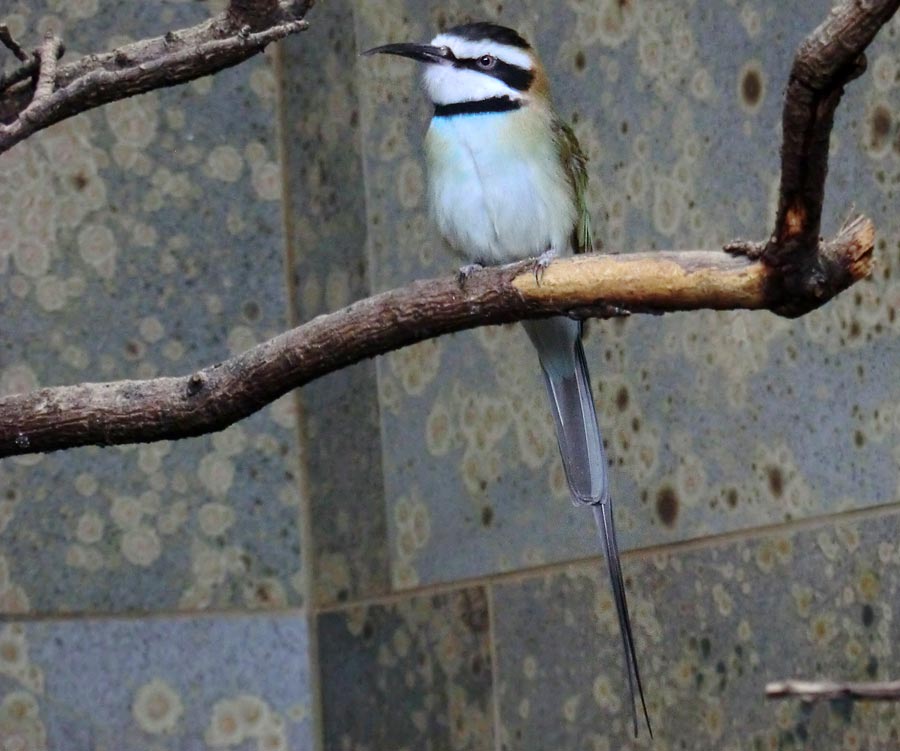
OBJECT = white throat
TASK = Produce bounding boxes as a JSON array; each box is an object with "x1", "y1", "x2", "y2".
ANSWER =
[{"x1": 422, "y1": 66, "x2": 523, "y2": 105}]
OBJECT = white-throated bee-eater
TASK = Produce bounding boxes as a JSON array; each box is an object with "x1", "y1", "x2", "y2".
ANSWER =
[{"x1": 365, "y1": 21, "x2": 651, "y2": 737}]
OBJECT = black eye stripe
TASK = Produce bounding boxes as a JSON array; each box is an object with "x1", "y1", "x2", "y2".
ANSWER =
[{"x1": 456, "y1": 57, "x2": 535, "y2": 91}]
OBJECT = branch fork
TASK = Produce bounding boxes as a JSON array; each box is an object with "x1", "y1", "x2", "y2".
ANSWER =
[{"x1": 0, "y1": 1, "x2": 312, "y2": 151}]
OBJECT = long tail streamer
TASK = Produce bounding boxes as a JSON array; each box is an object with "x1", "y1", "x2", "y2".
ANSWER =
[
  {"x1": 523, "y1": 316, "x2": 652, "y2": 737},
  {"x1": 593, "y1": 502, "x2": 652, "y2": 737}
]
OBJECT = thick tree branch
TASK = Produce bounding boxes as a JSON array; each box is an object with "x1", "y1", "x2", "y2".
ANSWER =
[
  {"x1": 0, "y1": 0, "x2": 312, "y2": 153},
  {"x1": 0, "y1": 218, "x2": 874, "y2": 458},
  {"x1": 763, "y1": 0, "x2": 899, "y2": 269},
  {"x1": 767, "y1": 679, "x2": 900, "y2": 702}
]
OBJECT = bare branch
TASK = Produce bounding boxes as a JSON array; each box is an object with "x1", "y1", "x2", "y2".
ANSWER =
[
  {"x1": 0, "y1": 1, "x2": 312, "y2": 153},
  {"x1": 767, "y1": 679, "x2": 900, "y2": 702},
  {"x1": 0, "y1": 57, "x2": 38, "y2": 95},
  {"x1": 769, "y1": 0, "x2": 900, "y2": 258},
  {"x1": 25, "y1": 34, "x2": 61, "y2": 111},
  {"x1": 0, "y1": 219, "x2": 874, "y2": 459},
  {"x1": 0, "y1": 23, "x2": 29, "y2": 62},
  {"x1": 715, "y1": 0, "x2": 898, "y2": 318},
  {"x1": 0, "y1": 23, "x2": 46, "y2": 96}
]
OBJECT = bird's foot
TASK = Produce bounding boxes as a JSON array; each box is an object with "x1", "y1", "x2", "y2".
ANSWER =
[
  {"x1": 532, "y1": 249, "x2": 558, "y2": 286},
  {"x1": 457, "y1": 263, "x2": 484, "y2": 288},
  {"x1": 723, "y1": 239, "x2": 766, "y2": 259}
]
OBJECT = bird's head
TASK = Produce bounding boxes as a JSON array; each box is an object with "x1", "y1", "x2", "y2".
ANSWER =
[{"x1": 363, "y1": 22, "x2": 548, "y2": 107}]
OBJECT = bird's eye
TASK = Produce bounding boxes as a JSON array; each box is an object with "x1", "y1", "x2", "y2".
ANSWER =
[{"x1": 477, "y1": 55, "x2": 497, "y2": 69}]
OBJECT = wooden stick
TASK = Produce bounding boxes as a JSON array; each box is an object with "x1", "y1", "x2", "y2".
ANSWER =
[{"x1": 767, "y1": 679, "x2": 900, "y2": 702}]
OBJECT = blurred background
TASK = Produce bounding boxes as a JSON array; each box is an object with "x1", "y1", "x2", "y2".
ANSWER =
[{"x1": 2, "y1": 0, "x2": 900, "y2": 748}]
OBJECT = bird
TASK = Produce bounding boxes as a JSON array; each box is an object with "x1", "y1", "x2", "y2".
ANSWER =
[{"x1": 364, "y1": 22, "x2": 651, "y2": 737}]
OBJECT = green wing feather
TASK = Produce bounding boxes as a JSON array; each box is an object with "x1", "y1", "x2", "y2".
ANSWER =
[{"x1": 553, "y1": 118, "x2": 594, "y2": 254}]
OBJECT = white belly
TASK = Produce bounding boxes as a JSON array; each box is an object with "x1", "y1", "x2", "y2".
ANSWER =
[{"x1": 425, "y1": 109, "x2": 577, "y2": 265}]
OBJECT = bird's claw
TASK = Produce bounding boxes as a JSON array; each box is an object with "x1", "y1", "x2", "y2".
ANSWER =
[
  {"x1": 532, "y1": 249, "x2": 558, "y2": 286},
  {"x1": 723, "y1": 239, "x2": 766, "y2": 259},
  {"x1": 457, "y1": 263, "x2": 483, "y2": 287}
]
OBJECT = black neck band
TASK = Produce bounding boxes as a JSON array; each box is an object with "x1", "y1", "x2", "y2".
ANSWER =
[{"x1": 434, "y1": 97, "x2": 522, "y2": 118}]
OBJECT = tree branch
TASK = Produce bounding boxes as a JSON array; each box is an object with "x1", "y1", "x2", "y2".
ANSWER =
[
  {"x1": 23, "y1": 33, "x2": 61, "y2": 117},
  {"x1": 0, "y1": 57, "x2": 39, "y2": 96},
  {"x1": 767, "y1": 679, "x2": 900, "y2": 702},
  {"x1": 764, "y1": 0, "x2": 899, "y2": 267},
  {"x1": 0, "y1": 23, "x2": 29, "y2": 62},
  {"x1": 0, "y1": 0, "x2": 313, "y2": 153},
  {"x1": 0, "y1": 218, "x2": 874, "y2": 458},
  {"x1": 0, "y1": 0, "x2": 890, "y2": 457}
]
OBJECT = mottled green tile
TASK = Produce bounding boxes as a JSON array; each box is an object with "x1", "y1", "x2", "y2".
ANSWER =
[
  {"x1": 317, "y1": 586, "x2": 494, "y2": 750},
  {"x1": 492, "y1": 509, "x2": 900, "y2": 749},
  {"x1": 0, "y1": 612, "x2": 312, "y2": 750},
  {"x1": 0, "y1": 2, "x2": 304, "y2": 614},
  {"x1": 352, "y1": 0, "x2": 900, "y2": 588},
  {"x1": 281, "y1": 0, "x2": 390, "y2": 606}
]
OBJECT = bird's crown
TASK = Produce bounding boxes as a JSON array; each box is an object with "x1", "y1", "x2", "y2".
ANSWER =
[{"x1": 436, "y1": 22, "x2": 531, "y2": 55}]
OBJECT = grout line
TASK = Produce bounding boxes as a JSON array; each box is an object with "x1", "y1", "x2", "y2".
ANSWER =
[
  {"x1": 0, "y1": 605, "x2": 307, "y2": 624},
  {"x1": 349, "y1": 1, "x2": 397, "y2": 601},
  {"x1": 8, "y1": 504, "x2": 897, "y2": 626},
  {"x1": 271, "y1": 32, "x2": 325, "y2": 751},
  {"x1": 273, "y1": 52, "x2": 301, "y2": 333},
  {"x1": 486, "y1": 583, "x2": 504, "y2": 751},
  {"x1": 625, "y1": 498, "x2": 900, "y2": 559},
  {"x1": 316, "y1": 499, "x2": 900, "y2": 614}
]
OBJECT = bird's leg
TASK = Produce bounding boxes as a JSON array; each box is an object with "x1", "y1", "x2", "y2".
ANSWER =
[
  {"x1": 457, "y1": 263, "x2": 484, "y2": 288},
  {"x1": 531, "y1": 248, "x2": 558, "y2": 286}
]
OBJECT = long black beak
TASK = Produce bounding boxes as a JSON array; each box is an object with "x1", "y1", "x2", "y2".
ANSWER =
[{"x1": 362, "y1": 43, "x2": 455, "y2": 64}]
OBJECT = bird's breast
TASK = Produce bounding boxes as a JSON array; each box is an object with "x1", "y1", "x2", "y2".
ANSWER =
[{"x1": 426, "y1": 109, "x2": 576, "y2": 265}]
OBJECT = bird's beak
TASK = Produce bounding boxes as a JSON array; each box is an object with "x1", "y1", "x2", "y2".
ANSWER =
[{"x1": 362, "y1": 43, "x2": 455, "y2": 65}]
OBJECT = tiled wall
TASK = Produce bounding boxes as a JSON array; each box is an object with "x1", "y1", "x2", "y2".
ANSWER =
[
  {"x1": 307, "y1": 0, "x2": 900, "y2": 748},
  {"x1": 3, "y1": 0, "x2": 900, "y2": 749}
]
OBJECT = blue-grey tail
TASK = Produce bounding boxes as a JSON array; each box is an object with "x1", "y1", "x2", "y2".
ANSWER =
[
  {"x1": 593, "y1": 502, "x2": 652, "y2": 738},
  {"x1": 523, "y1": 316, "x2": 652, "y2": 738}
]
